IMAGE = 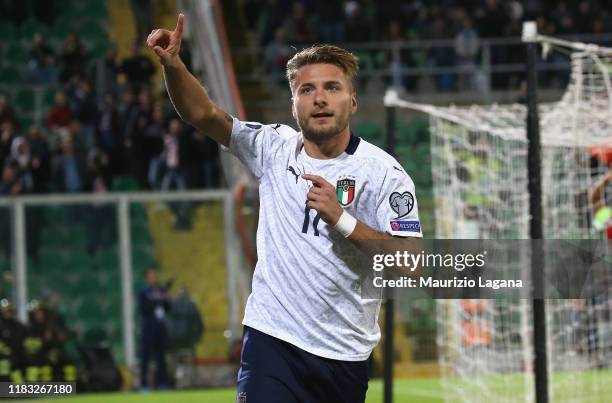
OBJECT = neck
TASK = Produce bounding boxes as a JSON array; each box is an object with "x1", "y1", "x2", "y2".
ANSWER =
[{"x1": 303, "y1": 128, "x2": 351, "y2": 160}]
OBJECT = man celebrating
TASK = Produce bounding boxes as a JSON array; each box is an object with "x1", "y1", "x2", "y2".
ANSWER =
[{"x1": 147, "y1": 14, "x2": 422, "y2": 402}]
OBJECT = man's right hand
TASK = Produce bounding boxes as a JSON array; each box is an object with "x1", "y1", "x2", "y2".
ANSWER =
[{"x1": 146, "y1": 13, "x2": 185, "y2": 67}]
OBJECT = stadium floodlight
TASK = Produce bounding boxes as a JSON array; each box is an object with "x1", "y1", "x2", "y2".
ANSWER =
[{"x1": 384, "y1": 27, "x2": 612, "y2": 403}]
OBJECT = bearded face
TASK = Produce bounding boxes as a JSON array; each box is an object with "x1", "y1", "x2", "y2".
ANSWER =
[{"x1": 292, "y1": 63, "x2": 356, "y2": 143}]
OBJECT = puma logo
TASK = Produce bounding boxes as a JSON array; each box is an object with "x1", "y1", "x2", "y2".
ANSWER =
[{"x1": 288, "y1": 166, "x2": 300, "y2": 184}]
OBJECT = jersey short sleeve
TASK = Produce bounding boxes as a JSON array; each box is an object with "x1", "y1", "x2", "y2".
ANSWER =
[
  {"x1": 227, "y1": 118, "x2": 270, "y2": 178},
  {"x1": 227, "y1": 118, "x2": 296, "y2": 178},
  {"x1": 376, "y1": 167, "x2": 423, "y2": 237}
]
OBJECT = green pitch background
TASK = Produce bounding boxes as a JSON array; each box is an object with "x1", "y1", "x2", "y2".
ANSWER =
[
  {"x1": 7, "y1": 371, "x2": 612, "y2": 403},
  {"x1": 4, "y1": 379, "x2": 443, "y2": 403}
]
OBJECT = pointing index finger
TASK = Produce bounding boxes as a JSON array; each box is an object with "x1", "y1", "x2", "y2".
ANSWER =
[
  {"x1": 175, "y1": 13, "x2": 185, "y2": 37},
  {"x1": 301, "y1": 174, "x2": 327, "y2": 187}
]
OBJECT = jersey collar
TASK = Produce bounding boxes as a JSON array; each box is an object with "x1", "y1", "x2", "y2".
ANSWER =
[
  {"x1": 345, "y1": 132, "x2": 360, "y2": 155},
  {"x1": 297, "y1": 132, "x2": 361, "y2": 156}
]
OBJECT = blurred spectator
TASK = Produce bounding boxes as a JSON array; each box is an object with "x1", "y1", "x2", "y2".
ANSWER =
[
  {"x1": 72, "y1": 79, "x2": 99, "y2": 151},
  {"x1": 120, "y1": 44, "x2": 156, "y2": 90},
  {"x1": 25, "y1": 301, "x2": 55, "y2": 382},
  {"x1": 161, "y1": 119, "x2": 192, "y2": 229},
  {"x1": 32, "y1": 0, "x2": 57, "y2": 26},
  {"x1": 124, "y1": 88, "x2": 154, "y2": 188},
  {"x1": 314, "y1": 0, "x2": 345, "y2": 43},
  {"x1": 46, "y1": 92, "x2": 71, "y2": 133},
  {"x1": 0, "y1": 298, "x2": 27, "y2": 383},
  {"x1": 552, "y1": 2, "x2": 574, "y2": 35},
  {"x1": 0, "y1": 121, "x2": 18, "y2": 167},
  {"x1": 131, "y1": 0, "x2": 153, "y2": 42},
  {"x1": 179, "y1": 39, "x2": 193, "y2": 73},
  {"x1": 283, "y1": 2, "x2": 316, "y2": 45},
  {"x1": 97, "y1": 94, "x2": 123, "y2": 176},
  {"x1": 59, "y1": 33, "x2": 89, "y2": 82},
  {"x1": 375, "y1": 0, "x2": 407, "y2": 36},
  {"x1": 161, "y1": 119, "x2": 188, "y2": 192},
  {"x1": 138, "y1": 266, "x2": 171, "y2": 390},
  {"x1": 167, "y1": 288, "x2": 204, "y2": 352},
  {"x1": 9, "y1": 135, "x2": 43, "y2": 260},
  {"x1": 0, "y1": 160, "x2": 24, "y2": 196},
  {"x1": 262, "y1": 28, "x2": 293, "y2": 76},
  {"x1": 86, "y1": 147, "x2": 112, "y2": 193},
  {"x1": 97, "y1": 45, "x2": 121, "y2": 100},
  {"x1": 26, "y1": 33, "x2": 59, "y2": 85},
  {"x1": 243, "y1": 0, "x2": 265, "y2": 43},
  {"x1": 344, "y1": 1, "x2": 371, "y2": 43},
  {"x1": 575, "y1": 0, "x2": 595, "y2": 34},
  {"x1": 10, "y1": 137, "x2": 33, "y2": 192},
  {"x1": 39, "y1": 293, "x2": 77, "y2": 383},
  {"x1": 193, "y1": 132, "x2": 220, "y2": 189},
  {"x1": 146, "y1": 103, "x2": 166, "y2": 189},
  {"x1": 256, "y1": 0, "x2": 289, "y2": 47},
  {"x1": 427, "y1": 16, "x2": 456, "y2": 91},
  {"x1": 454, "y1": 17, "x2": 480, "y2": 90},
  {"x1": 475, "y1": 0, "x2": 508, "y2": 38},
  {"x1": 65, "y1": 120, "x2": 86, "y2": 156},
  {"x1": 26, "y1": 126, "x2": 51, "y2": 194},
  {"x1": 84, "y1": 147, "x2": 114, "y2": 255},
  {"x1": 0, "y1": 96, "x2": 20, "y2": 133},
  {"x1": 385, "y1": 20, "x2": 406, "y2": 90},
  {"x1": 52, "y1": 136, "x2": 85, "y2": 193}
]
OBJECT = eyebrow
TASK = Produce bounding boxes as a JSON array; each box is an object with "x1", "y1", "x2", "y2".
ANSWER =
[{"x1": 299, "y1": 80, "x2": 344, "y2": 89}]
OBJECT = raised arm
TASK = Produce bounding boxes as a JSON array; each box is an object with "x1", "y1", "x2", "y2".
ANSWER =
[{"x1": 146, "y1": 14, "x2": 233, "y2": 147}]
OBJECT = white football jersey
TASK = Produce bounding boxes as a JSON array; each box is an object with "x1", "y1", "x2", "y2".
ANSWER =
[{"x1": 227, "y1": 117, "x2": 422, "y2": 361}]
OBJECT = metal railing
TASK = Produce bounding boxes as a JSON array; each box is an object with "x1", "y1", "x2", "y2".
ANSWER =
[
  {"x1": 0, "y1": 190, "x2": 244, "y2": 370},
  {"x1": 233, "y1": 33, "x2": 612, "y2": 96}
]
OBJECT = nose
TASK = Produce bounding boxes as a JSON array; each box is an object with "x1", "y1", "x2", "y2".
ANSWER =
[{"x1": 313, "y1": 89, "x2": 327, "y2": 108}]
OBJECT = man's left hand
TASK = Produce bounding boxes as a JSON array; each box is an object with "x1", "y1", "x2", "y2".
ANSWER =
[{"x1": 302, "y1": 174, "x2": 343, "y2": 226}]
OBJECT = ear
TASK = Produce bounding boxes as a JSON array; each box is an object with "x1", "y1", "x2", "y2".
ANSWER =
[
  {"x1": 351, "y1": 92, "x2": 357, "y2": 114},
  {"x1": 291, "y1": 98, "x2": 297, "y2": 120}
]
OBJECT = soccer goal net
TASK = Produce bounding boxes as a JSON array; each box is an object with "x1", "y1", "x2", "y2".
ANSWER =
[{"x1": 385, "y1": 37, "x2": 612, "y2": 402}]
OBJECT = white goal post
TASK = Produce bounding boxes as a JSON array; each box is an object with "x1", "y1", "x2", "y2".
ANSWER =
[{"x1": 384, "y1": 32, "x2": 612, "y2": 402}]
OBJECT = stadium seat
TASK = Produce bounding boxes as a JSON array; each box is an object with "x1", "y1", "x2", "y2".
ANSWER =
[
  {"x1": 88, "y1": 38, "x2": 108, "y2": 60},
  {"x1": 82, "y1": 327, "x2": 110, "y2": 345},
  {"x1": 19, "y1": 18, "x2": 48, "y2": 40},
  {"x1": 0, "y1": 66, "x2": 22, "y2": 84},
  {"x1": 94, "y1": 249, "x2": 119, "y2": 270},
  {"x1": 41, "y1": 87, "x2": 57, "y2": 109},
  {"x1": 0, "y1": 22, "x2": 17, "y2": 42},
  {"x1": 38, "y1": 248, "x2": 67, "y2": 269},
  {"x1": 42, "y1": 205, "x2": 66, "y2": 222},
  {"x1": 0, "y1": 256, "x2": 9, "y2": 272},
  {"x1": 355, "y1": 122, "x2": 382, "y2": 144},
  {"x1": 355, "y1": 51, "x2": 375, "y2": 72},
  {"x1": 111, "y1": 176, "x2": 139, "y2": 191},
  {"x1": 77, "y1": 300, "x2": 105, "y2": 319},
  {"x1": 14, "y1": 89, "x2": 36, "y2": 113},
  {"x1": 131, "y1": 221, "x2": 152, "y2": 244},
  {"x1": 70, "y1": 0, "x2": 106, "y2": 17},
  {"x1": 65, "y1": 251, "x2": 93, "y2": 270},
  {"x1": 132, "y1": 244, "x2": 153, "y2": 268},
  {"x1": 3, "y1": 42, "x2": 27, "y2": 66},
  {"x1": 19, "y1": 115, "x2": 36, "y2": 131},
  {"x1": 50, "y1": 21, "x2": 72, "y2": 42},
  {"x1": 397, "y1": 121, "x2": 419, "y2": 144},
  {"x1": 129, "y1": 204, "x2": 147, "y2": 221}
]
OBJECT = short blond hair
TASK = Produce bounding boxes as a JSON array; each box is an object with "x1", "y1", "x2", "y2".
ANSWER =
[{"x1": 286, "y1": 44, "x2": 359, "y2": 92}]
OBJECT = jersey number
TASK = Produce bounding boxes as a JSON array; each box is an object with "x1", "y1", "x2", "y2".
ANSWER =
[{"x1": 302, "y1": 205, "x2": 321, "y2": 236}]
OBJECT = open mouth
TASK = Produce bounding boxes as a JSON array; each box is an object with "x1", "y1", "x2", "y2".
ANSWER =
[{"x1": 311, "y1": 112, "x2": 334, "y2": 118}]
